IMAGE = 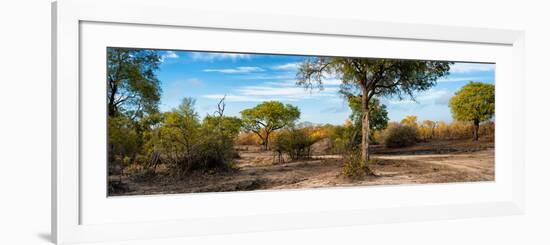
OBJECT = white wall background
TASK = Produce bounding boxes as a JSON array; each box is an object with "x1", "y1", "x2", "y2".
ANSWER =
[{"x1": 0, "y1": 0, "x2": 548, "y2": 244}]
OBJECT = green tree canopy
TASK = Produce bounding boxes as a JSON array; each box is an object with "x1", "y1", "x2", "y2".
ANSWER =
[
  {"x1": 240, "y1": 101, "x2": 300, "y2": 150},
  {"x1": 348, "y1": 96, "x2": 389, "y2": 145},
  {"x1": 449, "y1": 82, "x2": 495, "y2": 140},
  {"x1": 107, "y1": 48, "x2": 162, "y2": 118},
  {"x1": 297, "y1": 57, "x2": 451, "y2": 174},
  {"x1": 203, "y1": 115, "x2": 242, "y2": 139},
  {"x1": 108, "y1": 115, "x2": 139, "y2": 160},
  {"x1": 348, "y1": 96, "x2": 389, "y2": 132},
  {"x1": 161, "y1": 98, "x2": 201, "y2": 153}
]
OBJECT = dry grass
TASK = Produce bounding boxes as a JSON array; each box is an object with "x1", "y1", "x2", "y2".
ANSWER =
[{"x1": 109, "y1": 139, "x2": 494, "y2": 196}]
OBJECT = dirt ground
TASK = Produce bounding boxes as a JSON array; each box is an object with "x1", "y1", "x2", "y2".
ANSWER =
[{"x1": 110, "y1": 139, "x2": 494, "y2": 196}]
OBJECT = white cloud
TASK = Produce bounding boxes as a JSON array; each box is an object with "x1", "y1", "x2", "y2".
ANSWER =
[
  {"x1": 241, "y1": 69, "x2": 339, "y2": 82},
  {"x1": 203, "y1": 66, "x2": 265, "y2": 74},
  {"x1": 203, "y1": 94, "x2": 268, "y2": 102},
  {"x1": 164, "y1": 78, "x2": 204, "y2": 99},
  {"x1": 450, "y1": 63, "x2": 495, "y2": 73},
  {"x1": 321, "y1": 105, "x2": 349, "y2": 113},
  {"x1": 160, "y1": 51, "x2": 179, "y2": 62},
  {"x1": 242, "y1": 74, "x2": 296, "y2": 80},
  {"x1": 264, "y1": 79, "x2": 342, "y2": 87},
  {"x1": 238, "y1": 86, "x2": 338, "y2": 97},
  {"x1": 182, "y1": 78, "x2": 203, "y2": 87},
  {"x1": 320, "y1": 79, "x2": 342, "y2": 86},
  {"x1": 164, "y1": 51, "x2": 178, "y2": 58},
  {"x1": 385, "y1": 89, "x2": 453, "y2": 106},
  {"x1": 423, "y1": 90, "x2": 454, "y2": 105},
  {"x1": 438, "y1": 76, "x2": 487, "y2": 83},
  {"x1": 385, "y1": 99, "x2": 416, "y2": 105},
  {"x1": 263, "y1": 80, "x2": 297, "y2": 86},
  {"x1": 190, "y1": 52, "x2": 251, "y2": 61},
  {"x1": 202, "y1": 79, "x2": 340, "y2": 103},
  {"x1": 272, "y1": 62, "x2": 301, "y2": 70}
]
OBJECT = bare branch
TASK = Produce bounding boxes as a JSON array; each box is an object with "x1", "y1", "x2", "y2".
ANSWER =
[{"x1": 215, "y1": 95, "x2": 226, "y2": 117}]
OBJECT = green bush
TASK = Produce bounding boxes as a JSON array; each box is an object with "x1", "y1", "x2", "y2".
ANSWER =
[
  {"x1": 147, "y1": 98, "x2": 241, "y2": 178},
  {"x1": 383, "y1": 124, "x2": 418, "y2": 148},
  {"x1": 329, "y1": 124, "x2": 360, "y2": 154},
  {"x1": 198, "y1": 115, "x2": 242, "y2": 170},
  {"x1": 273, "y1": 128, "x2": 316, "y2": 161},
  {"x1": 108, "y1": 115, "x2": 140, "y2": 176}
]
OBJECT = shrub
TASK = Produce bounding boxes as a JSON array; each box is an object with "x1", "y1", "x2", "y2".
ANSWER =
[
  {"x1": 383, "y1": 124, "x2": 418, "y2": 148},
  {"x1": 108, "y1": 115, "x2": 141, "y2": 177},
  {"x1": 328, "y1": 123, "x2": 360, "y2": 154},
  {"x1": 370, "y1": 129, "x2": 385, "y2": 145},
  {"x1": 341, "y1": 151, "x2": 366, "y2": 178},
  {"x1": 148, "y1": 97, "x2": 240, "y2": 178},
  {"x1": 272, "y1": 128, "x2": 317, "y2": 161},
  {"x1": 236, "y1": 132, "x2": 260, "y2": 145},
  {"x1": 431, "y1": 120, "x2": 494, "y2": 140},
  {"x1": 198, "y1": 115, "x2": 241, "y2": 170},
  {"x1": 479, "y1": 122, "x2": 495, "y2": 141},
  {"x1": 448, "y1": 121, "x2": 473, "y2": 139},
  {"x1": 196, "y1": 131, "x2": 235, "y2": 171}
]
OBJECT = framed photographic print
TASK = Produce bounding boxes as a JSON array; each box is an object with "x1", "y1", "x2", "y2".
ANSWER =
[{"x1": 52, "y1": 0, "x2": 525, "y2": 244}]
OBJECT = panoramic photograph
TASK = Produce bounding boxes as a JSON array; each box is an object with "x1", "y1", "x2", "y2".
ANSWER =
[{"x1": 107, "y1": 48, "x2": 495, "y2": 196}]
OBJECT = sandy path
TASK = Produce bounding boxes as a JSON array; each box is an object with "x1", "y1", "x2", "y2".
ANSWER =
[
  {"x1": 376, "y1": 150, "x2": 494, "y2": 178},
  {"x1": 268, "y1": 149, "x2": 494, "y2": 190}
]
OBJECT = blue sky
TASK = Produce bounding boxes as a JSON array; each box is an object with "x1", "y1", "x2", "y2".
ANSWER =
[{"x1": 156, "y1": 50, "x2": 495, "y2": 125}]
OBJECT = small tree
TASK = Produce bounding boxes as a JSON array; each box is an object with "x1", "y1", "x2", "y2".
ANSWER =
[
  {"x1": 201, "y1": 97, "x2": 243, "y2": 168},
  {"x1": 240, "y1": 101, "x2": 300, "y2": 150},
  {"x1": 273, "y1": 127, "x2": 317, "y2": 162},
  {"x1": 158, "y1": 98, "x2": 201, "y2": 177},
  {"x1": 449, "y1": 82, "x2": 495, "y2": 141},
  {"x1": 421, "y1": 120, "x2": 436, "y2": 140},
  {"x1": 400, "y1": 115, "x2": 418, "y2": 127}
]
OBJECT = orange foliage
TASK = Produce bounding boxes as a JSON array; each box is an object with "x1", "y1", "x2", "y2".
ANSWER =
[{"x1": 236, "y1": 132, "x2": 260, "y2": 145}]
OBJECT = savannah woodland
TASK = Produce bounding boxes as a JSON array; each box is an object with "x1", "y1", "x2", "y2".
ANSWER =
[{"x1": 107, "y1": 48, "x2": 495, "y2": 196}]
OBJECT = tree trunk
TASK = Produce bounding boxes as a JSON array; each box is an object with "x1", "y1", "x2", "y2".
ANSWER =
[
  {"x1": 361, "y1": 89, "x2": 375, "y2": 175},
  {"x1": 108, "y1": 80, "x2": 118, "y2": 117},
  {"x1": 264, "y1": 133, "x2": 270, "y2": 150},
  {"x1": 473, "y1": 119, "x2": 480, "y2": 141}
]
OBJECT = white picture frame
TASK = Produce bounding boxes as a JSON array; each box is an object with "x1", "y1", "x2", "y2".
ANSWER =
[{"x1": 52, "y1": 0, "x2": 525, "y2": 244}]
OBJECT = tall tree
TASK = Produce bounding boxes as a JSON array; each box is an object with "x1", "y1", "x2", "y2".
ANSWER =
[
  {"x1": 107, "y1": 48, "x2": 162, "y2": 118},
  {"x1": 449, "y1": 82, "x2": 495, "y2": 140},
  {"x1": 297, "y1": 57, "x2": 451, "y2": 174},
  {"x1": 107, "y1": 48, "x2": 162, "y2": 171},
  {"x1": 240, "y1": 101, "x2": 300, "y2": 150}
]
